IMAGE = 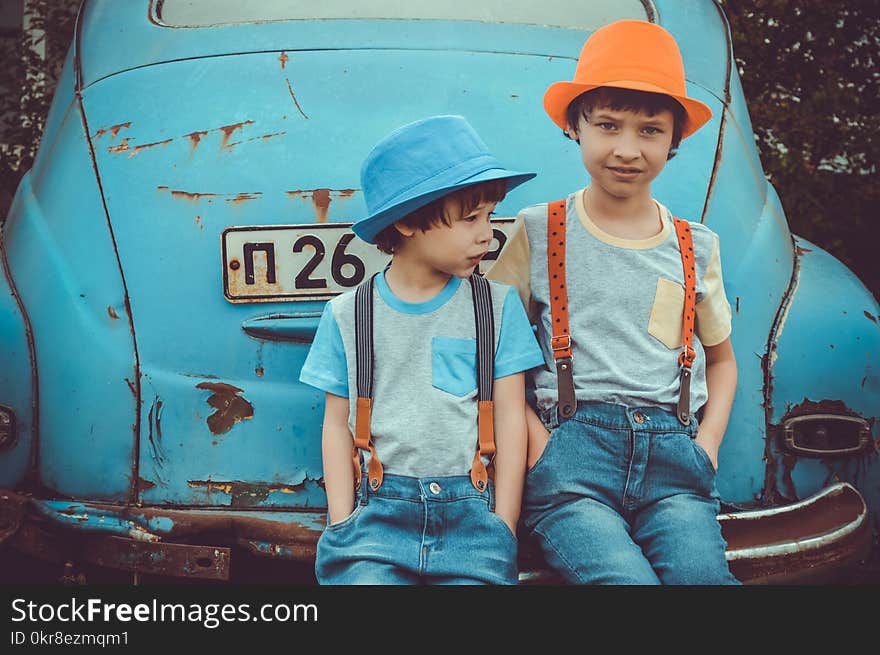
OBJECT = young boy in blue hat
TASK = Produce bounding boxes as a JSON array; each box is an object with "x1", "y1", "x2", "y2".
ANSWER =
[
  {"x1": 488, "y1": 20, "x2": 740, "y2": 584},
  {"x1": 300, "y1": 115, "x2": 543, "y2": 584}
]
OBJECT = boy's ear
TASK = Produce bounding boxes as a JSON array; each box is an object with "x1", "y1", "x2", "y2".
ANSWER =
[{"x1": 393, "y1": 220, "x2": 416, "y2": 238}]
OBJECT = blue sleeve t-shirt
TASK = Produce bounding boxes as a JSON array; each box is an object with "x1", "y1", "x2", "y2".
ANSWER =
[{"x1": 300, "y1": 274, "x2": 543, "y2": 477}]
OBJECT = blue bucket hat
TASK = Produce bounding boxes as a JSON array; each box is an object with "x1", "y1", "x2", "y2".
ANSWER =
[{"x1": 352, "y1": 115, "x2": 536, "y2": 244}]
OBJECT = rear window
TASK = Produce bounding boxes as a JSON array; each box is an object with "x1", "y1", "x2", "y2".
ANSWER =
[{"x1": 155, "y1": 0, "x2": 654, "y2": 30}]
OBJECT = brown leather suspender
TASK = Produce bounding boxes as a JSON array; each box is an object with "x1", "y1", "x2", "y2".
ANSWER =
[
  {"x1": 673, "y1": 217, "x2": 697, "y2": 425},
  {"x1": 353, "y1": 277, "x2": 384, "y2": 491},
  {"x1": 469, "y1": 273, "x2": 496, "y2": 491},
  {"x1": 547, "y1": 199, "x2": 576, "y2": 420},
  {"x1": 546, "y1": 199, "x2": 697, "y2": 425},
  {"x1": 352, "y1": 273, "x2": 496, "y2": 492}
]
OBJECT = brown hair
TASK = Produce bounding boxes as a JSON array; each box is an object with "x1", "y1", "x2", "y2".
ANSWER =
[
  {"x1": 374, "y1": 178, "x2": 508, "y2": 254},
  {"x1": 565, "y1": 86, "x2": 687, "y2": 159}
]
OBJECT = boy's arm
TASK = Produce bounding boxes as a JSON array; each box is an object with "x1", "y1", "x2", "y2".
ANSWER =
[
  {"x1": 696, "y1": 336, "x2": 737, "y2": 470},
  {"x1": 492, "y1": 372, "x2": 528, "y2": 534},
  {"x1": 322, "y1": 392, "x2": 356, "y2": 524}
]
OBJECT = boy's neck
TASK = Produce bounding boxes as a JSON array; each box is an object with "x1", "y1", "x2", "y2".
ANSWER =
[
  {"x1": 384, "y1": 251, "x2": 453, "y2": 303},
  {"x1": 583, "y1": 185, "x2": 662, "y2": 240}
]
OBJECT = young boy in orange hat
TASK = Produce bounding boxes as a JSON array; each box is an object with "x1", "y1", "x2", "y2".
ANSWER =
[
  {"x1": 301, "y1": 115, "x2": 543, "y2": 584},
  {"x1": 488, "y1": 20, "x2": 740, "y2": 584}
]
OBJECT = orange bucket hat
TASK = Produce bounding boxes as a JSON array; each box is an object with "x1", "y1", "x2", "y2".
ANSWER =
[{"x1": 543, "y1": 20, "x2": 712, "y2": 139}]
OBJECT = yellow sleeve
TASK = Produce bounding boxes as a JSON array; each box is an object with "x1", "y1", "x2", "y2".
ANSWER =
[
  {"x1": 484, "y1": 216, "x2": 533, "y2": 315},
  {"x1": 695, "y1": 234, "x2": 732, "y2": 347}
]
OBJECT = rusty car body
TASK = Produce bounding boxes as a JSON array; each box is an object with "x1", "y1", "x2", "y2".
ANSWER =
[{"x1": 1, "y1": 0, "x2": 877, "y2": 583}]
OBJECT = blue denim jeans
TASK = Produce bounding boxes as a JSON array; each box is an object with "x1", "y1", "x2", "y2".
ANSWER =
[
  {"x1": 524, "y1": 402, "x2": 739, "y2": 585},
  {"x1": 316, "y1": 474, "x2": 518, "y2": 585}
]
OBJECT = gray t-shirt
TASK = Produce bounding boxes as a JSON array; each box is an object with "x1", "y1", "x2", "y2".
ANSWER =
[
  {"x1": 487, "y1": 188, "x2": 732, "y2": 414},
  {"x1": 300, "y1": 272, "x2": 544, "y2": 477}
]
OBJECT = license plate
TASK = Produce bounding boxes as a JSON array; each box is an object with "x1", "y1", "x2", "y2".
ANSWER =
[{"x1": 222, "y1": 219, "x2": 517, "y2": 303}]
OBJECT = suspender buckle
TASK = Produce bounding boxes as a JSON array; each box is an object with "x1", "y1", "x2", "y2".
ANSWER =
[
  {"x1": 551, "y1": 335, "x2": 571, "y2": 352},
  {"x1": 678, "y1": 346, "x2": 696, "y2": 368}
]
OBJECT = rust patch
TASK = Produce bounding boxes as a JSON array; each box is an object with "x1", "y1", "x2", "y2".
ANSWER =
[
  {"x1": 107, "y1": 306, "x2": 119, "y2": 320},
  {"x1": 109, "y1": 122, "x2": 132, "y2": 139},
  {"x1": 157, "y1": 186, "x2": 221, "y2": 202},
  {"x1": 108, "y1": 138, "x2": 131, "y2": 153},
  {"x1": 279, "y1": 51, "x2": 288, "y2": 69},
  {"x1": 865, "y1": 311, "x2": 877, "y2": 324},
  {"x1": 128, "y1": 138, "x2": 173, "y2": 158},
  {"x1": 79, "y1": 503, "x2": 324, "y2": 556},
  {"x1": 312, "y1": 188, "x2": 331, "y2": 222},
  {"x1": 256, "y1": 367, "x2": 264, "y2": 377},
  {"x1": 187, "y1": 480, "x2": 234, "y2": 495},
  {"x1": 93, "y1": 127, "x2": 107, "y2": 139},
  {"x1": 195, "y1": 215, "x2": 202, "y2": 228},
  {"x1": 158, "y1": 186, "x2": 271, "y2": 205},
  {"x1": 226, "y1": 132, "x2": 287, "y2": 149},
  {"x1": 760, "y1": 234, "x2": 805, "y2": 505},
  {"x1": 195, "y1": 382, "x2": 254, "y2": 435},
  {"x1": 137, "y1": 477, "x2": 156, "y2": 492},
  {"x1": 83, "y1": 535, "x2": 230, "y2": 580},
  {"x1": 226, "y1": 193, "x2": 263, "y2": 204},
  {"x1": 795, "y1": 245, "x2": 813, "y2": 256},
  {"x1": 171, "y1": 190, "x2": 220, "y2": 202},
  {"x1": 285, "y1": 79, "x2": 309, "y2": 119},
  {"x1": 186, "y1": 130, "x2": 209, "y2": 151},
  {"x1": 125, "y1": 378, "x2": 136, "y2": 396},
  {"x1": 286, "y1": 188, "x2": 358, "y2": 223},
  {"x1": 786, "y1": 398, "x2": 858, "y2": 418},
  {"x1": 186, "y1": 479, "x2": 311, "y2": 506},
  {"x1": 219, "y1": 120, "x2": 255, "y2": 149}
]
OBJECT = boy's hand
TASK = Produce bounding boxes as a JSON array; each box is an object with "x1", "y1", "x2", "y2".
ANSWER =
[
  {"x1": 694, "y1": 429, "x2": 719, "y2": 471},
  {"x1": 525, "y1": 404, "x2": 551, "y2": 469},
  {"x1": 495, "y1": 510, "x2": 519, "y2": 536},
  {"x1": 492, "y1": 373, "x2": 528, "y2": 541},
  {"x1": 698, "y1": 337, "x2": 736, "y2": 474}
]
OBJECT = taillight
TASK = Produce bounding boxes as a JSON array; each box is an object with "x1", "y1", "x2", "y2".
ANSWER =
[{"x1": 782, "y1": 413, "x2": 872, "y2": 456}]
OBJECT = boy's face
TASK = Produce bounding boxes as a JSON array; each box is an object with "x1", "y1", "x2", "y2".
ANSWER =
[
  {"x1": 395, "y1": 198, "x2": 496, "y2": 278},
  {"x1": 570, "y1": 105, "x2": 674, "y2": 202}
]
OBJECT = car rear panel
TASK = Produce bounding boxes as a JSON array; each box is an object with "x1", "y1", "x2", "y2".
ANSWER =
[{"x1": 80, "y1": 47, "x2": 721, "y2": 507}]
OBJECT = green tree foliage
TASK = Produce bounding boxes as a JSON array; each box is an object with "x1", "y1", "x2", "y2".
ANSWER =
[
  {"x1": 722, "y1": 0, "x2": 879, "y2": 299},
  {"x1": 0, "y1": 0, "x2": 77, "y2": 216}
]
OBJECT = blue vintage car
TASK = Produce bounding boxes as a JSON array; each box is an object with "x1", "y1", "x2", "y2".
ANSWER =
[{"x1": 1, "y1": 0, "x2": 877, "y2": 583}]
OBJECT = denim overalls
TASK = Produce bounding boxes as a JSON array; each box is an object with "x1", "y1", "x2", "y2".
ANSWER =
[
  {"x1": 523, "y1": 402, "x2": 739, "y2": 585},
  {"x1": 316, "y1": 472, "x2": 518, "y2": 585}
]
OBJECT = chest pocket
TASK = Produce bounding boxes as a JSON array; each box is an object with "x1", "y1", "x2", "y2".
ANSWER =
[
  {"x1": 648, "y1": 277, "x2": 685, "y2": 349},
  {"x1": 431, "y1": 336, "x2": 478, "y2": 397}
]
